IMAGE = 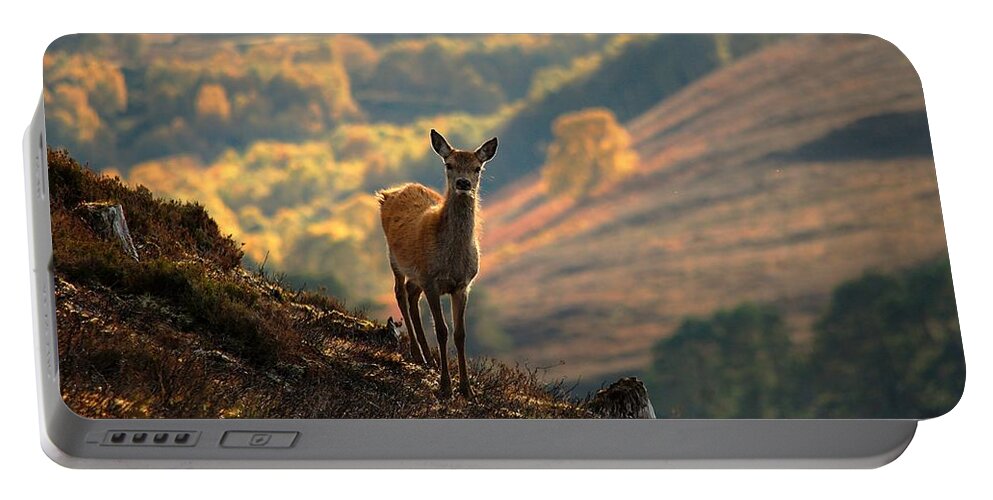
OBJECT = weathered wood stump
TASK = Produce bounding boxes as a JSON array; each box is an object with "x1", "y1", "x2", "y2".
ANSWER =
[
  {"x1": 589, "y1": 376, "x2": 656, "y2": 419},
  {"x1": 76, "y1": 201, "x2": 139, "y2": 261}
]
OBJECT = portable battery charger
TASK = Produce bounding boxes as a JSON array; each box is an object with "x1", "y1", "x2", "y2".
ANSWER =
[{"x1": 25, "y1": 34, "x2": 964, "y2": 468}]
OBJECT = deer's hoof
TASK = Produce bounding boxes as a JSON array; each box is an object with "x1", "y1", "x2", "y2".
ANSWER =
[
  {"x1": 438, "y1": 383, "x2": 452, "y2": 400},
  {"x1": 409, "y1": 349, "x2": 426, "y2": 365},
  {"x1": 459, "y1": 383, "x2": 474, "y2": 401}
]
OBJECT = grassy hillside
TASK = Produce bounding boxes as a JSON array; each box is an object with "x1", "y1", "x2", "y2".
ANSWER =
[
  {"x1": 479, "y1": 35, "x2": 949, "y2": 387},
  {"x1": 49, "y1": 149, "x2": 590, "y2": 418}
]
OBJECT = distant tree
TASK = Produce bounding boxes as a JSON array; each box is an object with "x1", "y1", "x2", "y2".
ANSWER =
[
  {"x1": 195, "y1": 83, "x2": 232, "y2": 122},
  {"x1": 648, "y1": 317, "x2": 726, "y2": 418},
  {"x1": 541, "y1": 108, "x2": 638, "y2": 199},
  {"x1": 44, "y1": 52, "x2": 128, "y2": 113},
  {"x1": 43, "y1": 52, "x2": 128, "y2": 165},
  {"x1": 646, "y1": 259, "x2": 965, "y2": 419},
  {"x1": 48, "y1": 84, "x2": 102, "y2": 142},
  {"x1": 362, "y1": 40, "x2": 506, "y2": 120},
  {"x1": 807, "y1": 259, "x2": 964, "y2": 418},
  {"x1": 648, "y1": 304, "x2": 793, "y2": 418},
  {"x1": 527, "y1": 53, "x2": 603, "y2": 102},
  {"x1": 464, "y1": 286, "x2": 515, "y2": 354},
  {"x1": 330, "y1": 35, "x2": 380, "y2": 81}
]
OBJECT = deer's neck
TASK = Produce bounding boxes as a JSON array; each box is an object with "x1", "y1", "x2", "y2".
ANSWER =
[{"x1": 439, "y1": 190, "x2": 479, "y2": 246}]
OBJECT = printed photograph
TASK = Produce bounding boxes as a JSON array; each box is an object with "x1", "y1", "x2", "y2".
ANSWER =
[{"x1": 43, "y1": 34, "x2": 964, "y2": 419}]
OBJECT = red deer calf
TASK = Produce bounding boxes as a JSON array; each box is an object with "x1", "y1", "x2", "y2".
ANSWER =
[{"x1": 376, "y1": 130, "x2": 498, "y2": 399}]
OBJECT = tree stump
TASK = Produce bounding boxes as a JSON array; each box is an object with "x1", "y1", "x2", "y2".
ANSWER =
[
  {"x1": 76, "y1": 201, "x2": 140, "y2": 262},
  {"x1": 371, "y1": 316, "x2": 402, "y2": 348},
  {"x1": 589, "y1": 376, "x2": 656, "y2": 419}
]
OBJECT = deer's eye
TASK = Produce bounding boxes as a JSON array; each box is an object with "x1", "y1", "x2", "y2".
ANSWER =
[
  {"x1": 446, "y1": 164, "x2": 453, "y2": 170},
  {"x1": 474, "y1": 167, "x2": 481, "y2": 173}
]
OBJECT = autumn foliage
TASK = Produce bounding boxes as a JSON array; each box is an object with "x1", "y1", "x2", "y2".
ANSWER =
[{"x1": 542, "y1": 108, "x2": 638, "y2": 199}]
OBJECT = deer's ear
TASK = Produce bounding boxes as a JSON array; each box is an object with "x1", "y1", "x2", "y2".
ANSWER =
[
  {"x1": 475, "y1": 137, "x2": 498, "y2": 163},
  {"x1": 430, "y1": 129, "x2": 453, "y2": 159}
]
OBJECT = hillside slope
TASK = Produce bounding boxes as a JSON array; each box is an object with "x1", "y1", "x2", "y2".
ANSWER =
[
  {"x1": 479, "y1": 35, "x2": 948, "y2": 386},
  {"x1": 49, "y1": 150, "x2": 589, "y2": 419},
  {"x1": 489, "y1": 34, "x2": 780, "y2": 189}
]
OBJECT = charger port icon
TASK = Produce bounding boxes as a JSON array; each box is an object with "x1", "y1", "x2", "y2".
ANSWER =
[{"x1": 249, "y1": 434, "x2": 272, "y2": 446}]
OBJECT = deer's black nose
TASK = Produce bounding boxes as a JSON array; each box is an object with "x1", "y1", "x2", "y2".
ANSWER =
[{"x1": 455, "y1": 178, "x2": 472, "y2": 191}]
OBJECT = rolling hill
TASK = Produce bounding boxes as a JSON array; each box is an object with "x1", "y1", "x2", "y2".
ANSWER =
[
  {"x1": 489, "y1": 34, "x2": 780, "y2": 190},
  {"x1": 477, "y1": 35, "x2": 949, "y2": 388}
]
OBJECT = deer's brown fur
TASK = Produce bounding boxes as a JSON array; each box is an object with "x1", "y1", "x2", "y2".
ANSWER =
[{"x1": 376, "y1": 130, "x2": 497, "y2": 399}]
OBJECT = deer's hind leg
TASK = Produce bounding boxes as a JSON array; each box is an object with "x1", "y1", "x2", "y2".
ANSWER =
[
  {"x1": 405, "y1": 281, "x2": 436, "y2": 368},
  {"x1": 392, "y1": 265, "x2": 426, "y2": 365}
]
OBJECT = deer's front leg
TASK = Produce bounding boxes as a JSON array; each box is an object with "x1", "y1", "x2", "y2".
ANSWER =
[
  {"x1": 452, "y1": 287, "x2": 473, "y2": 400},
  {"x1": 425, "y1": 290, "x2": 451, "y2": 398}
]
